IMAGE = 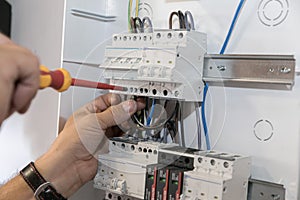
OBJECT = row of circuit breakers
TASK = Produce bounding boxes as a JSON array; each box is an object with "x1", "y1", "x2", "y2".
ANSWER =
[
  {"x1": 92, "y1": 28, "x2": 294, "y2": 199},
  {"x1": 94, "y1": 138, "x2": 251, "y2": 200},
  {"x1": 101, "y1": 30, "x2": 206, "y2": 102}
]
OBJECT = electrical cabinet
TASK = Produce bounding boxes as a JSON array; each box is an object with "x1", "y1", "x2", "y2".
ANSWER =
[{"x1": 1, "y1": 0, "x2": 300, "y2": 200}]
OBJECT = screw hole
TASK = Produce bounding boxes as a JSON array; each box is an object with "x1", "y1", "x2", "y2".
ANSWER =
[
  {"x1": 223, "y1": 162, "x2": 229, "y2": 168},
  {"x1": 163, "y1": 90, "x2": 168, "y2": 96},
  {"x1": 198, "y1": 157, "x2": 203, "y2": 163},
  {"x1": 210, "y1": 159, "x2": 216, "y2": 166},
  {"x1": 152, "y1": 89, "x2": 157, "y2": 95}
]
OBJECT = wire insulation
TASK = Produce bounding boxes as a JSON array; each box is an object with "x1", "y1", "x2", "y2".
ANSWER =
[
  {"x1": 195, "y1": 102, "x2": 202, "y2": 150},
  {"x1": 142, "y1": 17, "x2": 153, "y2": 33},
  {"x1": 201, "y1": 83, "x2": 210, "y2": 150},
  {"x1": 184, "y1": 11, "x2": 195, "y2": 31},
  {"x1": 220, "y1": 0, "x2": 246, "y2": 54},
  {"x1": 147, "y1": 99, "x2": 156, "y2": 126},
  {"x1": 201, "y1": 0, "x2": 246, "y2": 150},
  {"x1": 169, "y1": 12, "x2": 179, "y2": 29},
  {"x1": 178, "y1": 10, "x2": 186, "y2": 29},
  {"x1": 128, "y1": 0, "x2": 133, "y2": 31},
  {"x1": 135, "y1": 0, "x2": 139, "y2": 17}
]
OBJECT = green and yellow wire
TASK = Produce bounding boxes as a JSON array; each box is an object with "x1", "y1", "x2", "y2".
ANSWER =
[{"x1": 128, "y1": 0, "x2": 140, "y2": 31}]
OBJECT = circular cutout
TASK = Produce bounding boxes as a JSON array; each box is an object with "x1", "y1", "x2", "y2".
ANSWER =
[
  {"x1": 156, "y1": 33, "x2": 161, "y2": 39},
  {"x1": 210, "y1": 159, "x2": 216, "y2": 166},
  {"x1": 152, "y1": 89, "x2": 157, "y2": 95},
  {"x1": 223, "y1": 162, "x2": 229, "y2": 168},
  {"x1": 257, "y1": 0, "x2": 289, "y2": 27},
  {"x1": 253, "y1": 119, "x2": 274, "y2": 141},
  {"x1": 121, "y1": 143, "x2": 125, "y2": 149},
  {"x1": 131, "y1": 145, "x2": 135, "y2": 151},
  {"x1": 198, "y1": 157, "x2": 203, "y2": 163}
]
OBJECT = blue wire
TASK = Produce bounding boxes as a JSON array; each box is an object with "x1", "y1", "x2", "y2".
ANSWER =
[
  {"x1": 201, "y1": 0, "x2": 246, "y2": 150},
  {"x1": 147, "y1": 99, "x2": 156, "y2": 126},
  {"x1": 220, "y1": 0, "x2": 246, "y2": 54},
  {"x1": 201, "y1": 83, "x2": 211, "y2": 150}
]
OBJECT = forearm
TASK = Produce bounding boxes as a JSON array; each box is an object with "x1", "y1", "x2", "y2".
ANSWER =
[
  {"x1": 0, "y1": 149, "x2": 78, "y2": 200},
  {"x1": 35, "y1": 152, "x2": 82, "y2": 198},
  {"x1": 0, "y1": 157, "x2": 79, "y2": 199},
  {"x1": 0, "y1": 175, "x2": 34, "y2": 200}
]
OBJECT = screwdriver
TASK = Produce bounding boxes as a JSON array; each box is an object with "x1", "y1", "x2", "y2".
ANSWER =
[{"x1": 39, "y1": 65, "x2": 127, "y2": 92}]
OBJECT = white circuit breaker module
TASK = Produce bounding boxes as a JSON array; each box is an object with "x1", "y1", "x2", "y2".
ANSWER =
[
  {"x1": 100, "y1": 30, "x2": 207, "y2": 102},
  {"x1": 94, "y1": 138, "x2": 251, "y2": 200}
]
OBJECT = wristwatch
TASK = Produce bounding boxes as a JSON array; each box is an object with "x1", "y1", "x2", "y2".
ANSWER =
[{"x1": 20, "y1": 162, "x2": 67, "y2": 200}]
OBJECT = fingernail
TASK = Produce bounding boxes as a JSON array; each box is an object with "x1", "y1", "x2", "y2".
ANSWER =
[{"x1": 122, "y1": 100, "x2": 137, "y2": 114}]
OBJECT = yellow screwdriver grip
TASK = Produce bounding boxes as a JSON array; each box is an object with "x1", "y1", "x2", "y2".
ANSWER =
[
  {"x1": 57, "y1": 68, "x2": 72, "y2": 92},
  {"x1": 40, "y1": 65, "x2": 52, "y2": 89},
  {"x1": 39, "y1": 65, "x2": 72, "y2": 92}
]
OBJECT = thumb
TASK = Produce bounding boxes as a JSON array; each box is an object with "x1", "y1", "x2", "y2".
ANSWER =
[{"x1": 96, "y1": 100, "x2": 137, "y2": 129}]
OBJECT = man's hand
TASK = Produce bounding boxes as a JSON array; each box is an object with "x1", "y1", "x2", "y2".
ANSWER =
[
  {"x1": 0, "y1": 33, "x2": 40, "y2": 124},
  {"x1": 35, "y1": 93, "x2": 144, "y2": 198}
]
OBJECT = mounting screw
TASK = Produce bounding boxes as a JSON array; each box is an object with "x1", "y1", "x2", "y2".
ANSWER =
[
  {"x1": 280, "y1": 67, "x2": 291, "y2": 74},
  {"x1": 217, "y1": 65, "x2": 226, "y2": 71}
]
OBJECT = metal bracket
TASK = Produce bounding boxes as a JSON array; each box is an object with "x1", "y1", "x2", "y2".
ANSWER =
[
  {"x1": 248, "y1": 179, "x2": 286, "y2": 200},
  {"x1": 203, "y1": 54, "x2": 296, "y2": 90}
]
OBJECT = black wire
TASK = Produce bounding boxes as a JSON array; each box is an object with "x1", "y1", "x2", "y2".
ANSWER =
[
  {"x1": 169, "y1": 11, "x2": 179, "y2": 29},
  {"x1": 179, "y1": 102, "x2": 185, "y2": 147},
  {"x1": 133, "y1": 17, "x2": 144, "y2": 33},
  {"x1": 130, "y1": 17, "x2": 136, "y2": 33},
  {"x1": 177, "y1": 10, "x2": 186, "y2": 29}
]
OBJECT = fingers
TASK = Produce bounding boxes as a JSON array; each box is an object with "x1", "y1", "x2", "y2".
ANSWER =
[
  {"x1": 86, "y1": 93, "x2": 121, "y2": 113},
  {"x1": 96, "y1": 100, "x2": 138, "y2": 130},
  {"x1": 11, "y1": 45, "x2": 40, "y2": 113},
  {"x1": 0, "y1": 43, "x2": 39, "y2": 121},
  {"x1": 136, "y1": 97, "x2": 146, "y2": 110}
]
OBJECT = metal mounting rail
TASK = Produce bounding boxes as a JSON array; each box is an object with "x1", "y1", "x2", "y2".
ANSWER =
[{"x1": 203, "y1": 54, "x2": 296, "y2": 90}]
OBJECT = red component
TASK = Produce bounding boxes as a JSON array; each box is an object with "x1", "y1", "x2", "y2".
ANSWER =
[
  {"x1": 71, "y1": 78, "x2": 125, "y2": 91},
  {"x1": 151, "y1": 167, "x2": 158, "y2": 200},
  {"x1": 40, "y1": 70, "x2": 64, "y2": 90},
  {"x1": 163, "y1": 169, "x2": 170, "y2": 200},
  {"x1": 175, "y1": 172, "x2": 183, "y2": 200}
]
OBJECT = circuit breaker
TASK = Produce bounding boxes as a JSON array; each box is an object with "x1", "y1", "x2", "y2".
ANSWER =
[
  {"x1": 101, "y1": 30, "x2": 207, "y2": 102},
  {"x1": 94, "y1": 138, "x2": 251, "y2": 200}
]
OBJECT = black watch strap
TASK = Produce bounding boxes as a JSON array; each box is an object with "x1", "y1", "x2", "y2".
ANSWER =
[{"x1": 20, "y1": 162, "x2": 67, "y2": 200}]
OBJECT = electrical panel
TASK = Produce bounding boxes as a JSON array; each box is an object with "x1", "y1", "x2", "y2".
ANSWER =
[
  {"x1": 56, "y1": 0, "x2": 300, "y2": 200},
  {"x1": 94, "y1": 138, "x2": 251, "y2": 200},
  {"x1": 101, "y1": 30, "x2": 207, "y2": 102}
]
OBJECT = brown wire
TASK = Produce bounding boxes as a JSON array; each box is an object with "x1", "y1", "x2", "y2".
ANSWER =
[{"x1": 169, "y1": 11, "x2": 179, "y2": 29}]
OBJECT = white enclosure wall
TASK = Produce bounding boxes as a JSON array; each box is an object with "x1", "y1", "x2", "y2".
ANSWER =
[
  {"x1": 0, "y1": 0, "x2": 65, "y2": 182},
  {"x1": 1, "y1": 0, "x2": 299, "y2": 199}
]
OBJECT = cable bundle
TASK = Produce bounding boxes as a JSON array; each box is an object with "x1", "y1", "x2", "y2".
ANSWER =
[{"x1": 169, "y1": 10, "x2": 195, "y2": 31}]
